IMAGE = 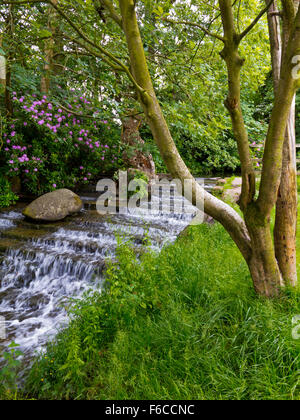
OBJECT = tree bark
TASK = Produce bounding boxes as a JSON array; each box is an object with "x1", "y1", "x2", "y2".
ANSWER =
[
  {"x1": 0, "y1": 35, "x2": 6, "y2": 91},
  {"x1": 4, "y1": 5, "x2": 14, "y2": 117},
  {"x1": 274, "y1": 102, "x2": 297, "y2": 286},
  {"x1": 41, "y1": 0, "x2": 58, "y2": 94},
  {"x1": 121, "y1": 115, "x2": 156, "y2": 179},
  {"x1": 271, "y1": 0, "x2": 298, "y2": 287}
]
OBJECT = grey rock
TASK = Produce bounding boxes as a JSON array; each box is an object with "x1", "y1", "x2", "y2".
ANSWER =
[{"x1": 23, "y1": 189, "x2": 83, "y2": 221}]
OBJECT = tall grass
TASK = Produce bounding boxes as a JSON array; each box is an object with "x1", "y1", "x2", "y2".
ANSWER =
[{"x1": 23, "y1": 223, "x2": 300, "y2": 400}]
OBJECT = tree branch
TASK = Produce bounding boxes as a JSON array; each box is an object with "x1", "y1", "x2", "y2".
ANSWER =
[
  {"x1": 239, "y1": 0, "x2": 275, "y2": 41},
  {"x1": 0, "y1": 0, "x2": 47, "y2": 4},
  {"x1": 62, "y1": 32, "x2": 124, "y2": 71},
  {"x1": 94, "y1": 0, "x2": 122, "y2": 28},
  {"x1": 162, "y1": 17, "x2": 225, "y2": 42},
  {"x1": 1, "y1": 0, "x2": 147, "y2": 95},
  {"x1": 219, "y1": 0, "x2": 256, "y2": 210}
]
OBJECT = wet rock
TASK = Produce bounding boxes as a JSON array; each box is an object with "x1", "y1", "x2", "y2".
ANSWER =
[
  {"x1": 23, "y1": 189, "x2": 83, "y2": 222},
  {"x1": 26, "y1": 294, "x2": 50, "y2": 310},
  {"x1": 2, "y1": 228, "x2": 49, "y2": 241}
]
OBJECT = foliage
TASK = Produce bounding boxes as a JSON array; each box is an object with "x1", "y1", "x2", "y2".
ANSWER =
[
  {"x1": 143, "y1": 0, "x2": 271, "y2": 175},
  {"x1": 25, "y1": 223, "x2": 300, "y2": 400},
  {"x1": 127, "y1": 169, "x2": 149, "y2": 199},
  {"x1": 0, "y1": 342, "x2": 23, "y2": 399},
  {"x1": 1, "y1": 91, "x2": 122, "y2": 196},
  {"x1": 0, "y1": 0, "x2": 272, "y2": 178},
  {"x1": 0, "y1": 174, "x2": 18, "y2": 208}
]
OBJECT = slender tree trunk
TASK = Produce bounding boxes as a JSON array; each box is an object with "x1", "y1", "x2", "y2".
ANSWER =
[
  {"x1": 4, "y1": 5, "x2": 13, "y2": 117},
  {"x1": 266, "y1": 0, "x2": 298, "y2": 287},
  {"x1": 274, "y1": 103, "x2": 298, "y2": 286},
  {"x1": 0, "y1": 36, "x2": 6, "y2": 91},
  {"x1": 41, "y1": 0, "x2": 58, "y2": 94}
]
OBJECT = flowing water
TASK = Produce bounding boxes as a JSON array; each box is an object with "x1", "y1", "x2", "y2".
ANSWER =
[{"x1": 0, "y1": 178, "x2": 216, "y2": 363}]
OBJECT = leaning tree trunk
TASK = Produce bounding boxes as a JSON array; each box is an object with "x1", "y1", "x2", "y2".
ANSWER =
[{"x1": 103, "y1": 0, "x2": 300, "y2": 297}]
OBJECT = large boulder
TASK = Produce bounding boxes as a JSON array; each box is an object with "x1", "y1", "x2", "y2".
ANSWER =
[{"x1": 23, "y1": 189, "x2": 83, "y2": 221}]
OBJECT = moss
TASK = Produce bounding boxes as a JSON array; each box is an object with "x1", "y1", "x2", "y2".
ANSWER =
[{"x1": 2, "y1": 227, "x2": 50, "y2": 241}]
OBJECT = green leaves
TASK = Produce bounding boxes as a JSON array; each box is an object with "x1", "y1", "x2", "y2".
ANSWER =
[
  {"x1": 38, "y1": 29, "x2": 53, "y2": 38},
  {"x1": 0, "y1": 176, "x2": 19, "y2": 208},
  {"x1": 0, "y1": 342, "x2": 23, "y2": 395}
]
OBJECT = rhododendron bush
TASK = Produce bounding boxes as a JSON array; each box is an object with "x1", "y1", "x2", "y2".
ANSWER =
[{"x1": 0, "y1": 91, "x2": 122, "y2": 196}]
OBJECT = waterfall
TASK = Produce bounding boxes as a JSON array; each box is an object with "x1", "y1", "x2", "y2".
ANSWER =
[{"x1": 0, "y1": 178, "x2": 215, "y2": 360}]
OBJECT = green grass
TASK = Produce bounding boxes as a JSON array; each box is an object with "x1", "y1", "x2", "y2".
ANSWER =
[{"x1": 19, "y1": 223, "x2": 300, "y2": 400}]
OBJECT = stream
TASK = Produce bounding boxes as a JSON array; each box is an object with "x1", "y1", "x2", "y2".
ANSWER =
[{"x1": 0, "y1": 178, "x2": 216, "y2": 363}]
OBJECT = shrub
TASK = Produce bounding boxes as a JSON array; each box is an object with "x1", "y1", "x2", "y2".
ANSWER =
[
  {"x1": 0, "y1": 175, "x2": 18, "y2": 208},
  {"x1": 0, "y1": 91, "x2": 123, "y2": 196}
]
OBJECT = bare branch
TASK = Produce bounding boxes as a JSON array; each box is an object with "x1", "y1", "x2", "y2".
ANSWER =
[
  {"x1": 0, "y1": 0, "x2": 47, "y2": 5},
  {"x1": 162, "y1": 17, "x2": 225, "y2": 42},
  {"x1": 62, "y1": 32, "x2": 124, "y2": 71}
]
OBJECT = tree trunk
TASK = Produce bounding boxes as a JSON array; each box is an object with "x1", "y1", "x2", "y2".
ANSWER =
[
  {"x1": 115, "y1": 0, "x2": 300, "y2": 297},
  {"x1": 0, "y1": 35, "x2": 6, "y2": 91},
  {"x1": 121, "y1": 115, "x2": 156, "y2": 179},
  {"x1": 118, "y1": 0, "x2": 253, "y2": 264},
  {"x1": 266, "y1": 0, "x2": 298, "y2": 287},
  {"x1": 41, "y1": 0, "x2": 58, "y2": 94},
  {"x1": 4, "y1": 5, "x2": 13, "y2": 117},
  {"x1": 274, "y1": 104, "x2": 298, "y2": 286},
  {"x1": 245, "y1": 203, "x2": 284, "y2": 296}
]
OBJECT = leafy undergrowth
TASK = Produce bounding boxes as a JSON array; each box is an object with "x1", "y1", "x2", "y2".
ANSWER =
[{"x1": 18, "y1": 223, "x2": 300, "y2": 400}]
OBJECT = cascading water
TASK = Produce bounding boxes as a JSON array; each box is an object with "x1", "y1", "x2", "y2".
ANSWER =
[{"x1": 0, "y1": 178, "x2": 216, "y2": 362}]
